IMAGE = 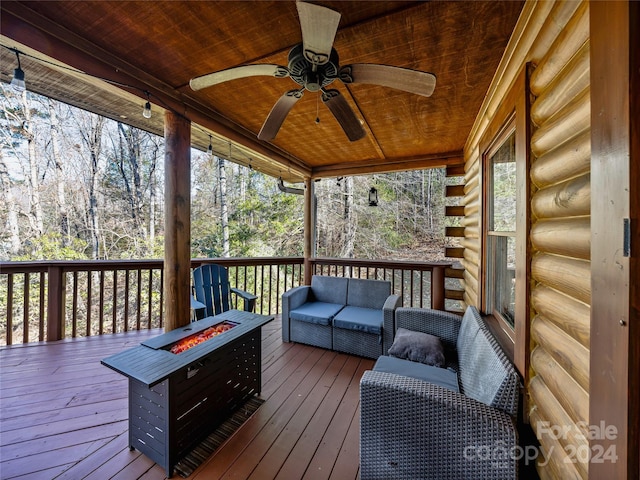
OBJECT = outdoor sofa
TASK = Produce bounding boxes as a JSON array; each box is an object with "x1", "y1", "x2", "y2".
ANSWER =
[
  {"x1": 281, "y1": 275, "x2": 401, "y2": 359},
  {"x1": 360, "y1": 306, "x2": 520, "y2": 479}
]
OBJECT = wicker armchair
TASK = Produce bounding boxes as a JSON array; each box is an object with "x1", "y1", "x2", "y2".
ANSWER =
[{"x1": 360, "y1": 306, "x2": 520, "y2": 480}]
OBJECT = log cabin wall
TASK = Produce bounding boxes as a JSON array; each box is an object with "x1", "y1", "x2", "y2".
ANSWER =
[{"x1": 461, "y1": 1, "x2": 591, "y2": 478}]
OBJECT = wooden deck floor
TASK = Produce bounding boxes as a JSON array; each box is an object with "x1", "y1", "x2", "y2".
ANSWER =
[{"x1": 0, "y1": 316, "x2": 374, "y2": 480}]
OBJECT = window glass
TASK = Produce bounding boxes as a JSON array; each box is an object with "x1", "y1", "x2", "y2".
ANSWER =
[
  {"x1": 486, "y1": 130, "x2": 516, "y2": 327},
  {"x1": 490, "y1": 133, "x2": 516, "y2": 232}
]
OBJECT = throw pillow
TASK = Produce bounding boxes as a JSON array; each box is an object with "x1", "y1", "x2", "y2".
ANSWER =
[{"x1": 388, "y1": 328, "x2": 446, "y2": 367}]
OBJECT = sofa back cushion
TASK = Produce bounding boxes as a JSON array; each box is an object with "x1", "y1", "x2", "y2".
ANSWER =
[
  {"x1": 459, "y1": 327, "x2": 520, "y2": 417},
  {"x1": 346, "y1": 278, "x2": 391, "y2": 309},
  {"x1": 455, "y1": 306, "x2": 486, "y2": 354},
  {"x1": 311, "y1": 275, "x2": 348, "y2": 305}
]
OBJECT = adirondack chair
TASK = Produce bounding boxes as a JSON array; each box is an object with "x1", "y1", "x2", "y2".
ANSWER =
[{"x1": 192, "y1": 264, "x2": 258, "y2": 319}]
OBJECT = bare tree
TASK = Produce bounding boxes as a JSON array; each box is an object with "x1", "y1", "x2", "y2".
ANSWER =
[
  {"x1": 217, "y1": 156, "x2": 230, "y2": 257},
  {"x1": 19, "y1": 90, "x2": 44, "y2": 237},
  {"x1": 114, "y1": 123, "x2": 145, "y2": 236},
  {"x1": 342, "y1": 176, "x2": 355, "y2": 258},
  {"x1": 76, "y1": 113, "x2": 105, "y2": 259},
  {"x1": 0, "y1": 153, "x2": 21, "y2": 255},
  {"x1": 48, "y1": 99, "x2": 70, "y2": 244}
]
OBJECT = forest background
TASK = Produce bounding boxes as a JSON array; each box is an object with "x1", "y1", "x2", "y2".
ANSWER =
[{"x1": 0, "y1": 84, "x2": 456, "y2": 264}]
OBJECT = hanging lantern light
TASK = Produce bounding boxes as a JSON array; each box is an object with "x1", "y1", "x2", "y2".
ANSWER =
[
  {"x1": 11, "y1": 50, "x2": 26, "y2": 92},
  {"x1": 368, "y1": 187, "x2": 378, "y2": 206}
]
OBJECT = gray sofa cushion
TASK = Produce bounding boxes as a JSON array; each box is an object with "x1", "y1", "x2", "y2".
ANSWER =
[
  {"x1": 311, "y1": 275, "x2": 349, "y2": 304},
  {"x1": 388, "y1": 328, "x2": 445, "y2": 367},
  {"x1": 456, "y1": 305, "x2": 486, "y2": 353},
  {"x1": 333, "y1": 306, "x2": 383, "y2": 334},
  {"x1": 290, "y1": 302, "x2": 344, "y2": 326},
  {"x1": 459, "y1": 327, "x2": 513, "y2": 410},
  {"x1": 373, "y1": 355, "x2": 460, "y2": 393},
  {"x1": 346, "y1": 278, "x2": 390, "y2": 309}
]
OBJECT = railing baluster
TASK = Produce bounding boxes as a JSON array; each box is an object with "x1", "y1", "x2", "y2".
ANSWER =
[
  {"x1": 136, "y1": 269, "x2": 142, "y2": 330},
  {"x1": 72, "y1": 271, "x2": 78, "y2": 337},
  {"x1": 6, "y1": 274, "x2": 13, "y2": 346},
  {"x1": 409, "y1": 269, "x2": 414, "y2": 308},
  {"x1": 39, "y1": 271, "x2": 45, "y2": 341},
  {"x1": 123, "y1": 270, "x2": 130, "y2": 332},
  {"x1": 99, "y1": 270, "x2": 105, "y2": 335},
  {"x1": 111, "y1": 270, "x2": 117, "y2": 333},
  {"x1": 147, "y1": 269, "x2": 153, "y2": 329},
  {"x1": 23, "y1": 273, "x2": 29, "y2": 343},
  {"x1": 158, "y1": 269, "x2": 164, "y2": 328},
  {"x1": 276, "y1": 265, "x2": 282, "y2": 315},
  {"x1": 86, "y1": 272, "x2": 93, "y2": 336}
]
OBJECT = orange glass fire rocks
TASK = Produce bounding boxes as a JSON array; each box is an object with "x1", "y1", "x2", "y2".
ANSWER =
[{"x1": 170, "y1": 321, "x2": 236, "y2": 354}]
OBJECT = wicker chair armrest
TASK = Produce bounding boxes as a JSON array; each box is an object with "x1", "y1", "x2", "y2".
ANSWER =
[
  {"x1": 394, "y1": 307, "x2": 462, "y2": 348},
  {"x1": 382, "y1": 295, "x2": 402, "y2": 354},
  {"x1": 360, "y1": 370, "x2": 518, "y2": 480},
  {"x1": 281, "y1": 285, "x2": 311, "y2": 342}
]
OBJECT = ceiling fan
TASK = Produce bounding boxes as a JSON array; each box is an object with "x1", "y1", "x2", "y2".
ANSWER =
[{"x1": 189, "y1": 1, "x2": 436, "y2": 142}]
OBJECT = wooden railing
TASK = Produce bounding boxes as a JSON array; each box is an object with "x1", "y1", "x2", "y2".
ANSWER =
[
  {"x1": 1, "y1": 257, "x2": 454, "y2": 346},
  {"x1": 310, "y1": 257, "x2": 452, "y2": 310}
]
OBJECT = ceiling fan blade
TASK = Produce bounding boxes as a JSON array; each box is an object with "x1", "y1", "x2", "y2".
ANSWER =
[
  {"x1": 339, "y1": 64, "x2": 436, "y2": 97},
  {"x1": 321, "y1": 89, "x2": 366, "y2": 142},
  {"x1": 258, "y1": 89, "x2": 304, "y2": 141},
  {"x1": 190, "y1": 64, "x2": 289, "y2": 91},
  {"x1": 296, "y1": 1, "x2": 341, "y2": 66}
]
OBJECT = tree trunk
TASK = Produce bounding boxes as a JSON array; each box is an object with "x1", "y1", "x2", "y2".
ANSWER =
[
  {"x1": 217, "y1": 156, "x2": 230, "y2": 257},
  {"x1": 342, "y1": 176, "x2": 355, "y2": 258},
  {"x1": 0, "y1": 153, "x2": 21, "y2": 255},
  {"x1": 48, "y1": 99, "x2": 70, "y2": 245},
  {"x1": 149, "y1": 155, "x2": 156, "y2": 249},
  {"x1": 22, "y1": 90, "x2": 43, "y2": 236},
  {"x1": 116, "y1": 123, "x2": 145, "y2": 237},
  {"x1": 427, "y1": 169, "x2": 433, "y2": 230},
  {"x1": 85, "y1": 116, "x2": 105, "y2": 259}
]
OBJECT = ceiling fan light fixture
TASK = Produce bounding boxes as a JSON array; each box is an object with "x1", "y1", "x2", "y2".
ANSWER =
[{"x1": 188, "y1": 1, "x2": 436, "y2": 142}]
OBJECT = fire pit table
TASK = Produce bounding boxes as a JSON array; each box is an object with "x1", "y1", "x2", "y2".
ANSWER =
[{"x1": 101, "y1": 309, "x2": 273, "y2": 477}]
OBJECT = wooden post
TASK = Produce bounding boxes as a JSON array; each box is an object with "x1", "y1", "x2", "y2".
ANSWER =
[
  {"x1": 163, "y1": 111, "x2": 191, "y2": 332},
  {"x1": 590, "y1": 2, "x2": 639, "y2": 478},
  {"x1": 431, "y1": 265, "x2": 445, "y2": 310},
  {"x1": 47, "y1": 265, "x2": 66, "y2": 341},
  {"x1": 303, "y1": 178, "x2": 313, "y2": 285}
]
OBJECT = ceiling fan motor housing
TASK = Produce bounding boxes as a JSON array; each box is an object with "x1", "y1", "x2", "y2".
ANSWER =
[{"x1": 288, "y1": 44, "x2": 339, "y2": 92}]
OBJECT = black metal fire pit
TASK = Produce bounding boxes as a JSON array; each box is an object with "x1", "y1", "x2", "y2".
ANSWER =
[{"x1": 101, "y1": 309, "x2": 273, "y2": 477}]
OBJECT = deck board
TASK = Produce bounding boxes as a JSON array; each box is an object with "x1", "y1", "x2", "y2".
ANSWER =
[{"x1": 0, "y1": 316, "x2": 374, "y2": 479}]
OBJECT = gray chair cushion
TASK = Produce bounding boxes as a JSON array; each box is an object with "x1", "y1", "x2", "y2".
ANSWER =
[
  {"x1": 290, "y1": 302, "x2": 344, "y2": 326},
  {"x1": 456, "y1": 306, "x2": 485, "y2": 357},
  {"x1": 346, "y1": 278, "x2": 391, "y2": 309},
  {"x1": 459, "y1": 327, "x2": 510, "y2": 408},
  {"x1": 388, "y1": 328, "x2": 446, "y2": 367},
  {"x1": 333, "y1": 306, "x2": 383, "y2": 334},
  {"x1": 311, "y1": 275, "x2": 349, "y2": 305},
  {"x1": 373, "y1": 355, "x2": 460, "y2": 393}
]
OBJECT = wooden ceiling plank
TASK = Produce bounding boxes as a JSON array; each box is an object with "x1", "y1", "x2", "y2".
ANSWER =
[{"x1": 0, "y1": 3, "x2": 310, "y2": 179}]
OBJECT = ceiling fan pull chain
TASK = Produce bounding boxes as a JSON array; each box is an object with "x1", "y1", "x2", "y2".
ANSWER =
[{"x1": 316, "y1": 93, "x2": 320, "y2": 124}]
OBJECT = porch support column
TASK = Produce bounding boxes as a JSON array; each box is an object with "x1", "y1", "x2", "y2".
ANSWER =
[
  {"x1": 303, "y1": 177, "x2": 314, "y2": 285},
  {"x1": 590, "y1": 1, "x2": 639, "y2": 478},
  {"x1": 163, "y1": 111, "x2": 191, "y2": 332}
]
